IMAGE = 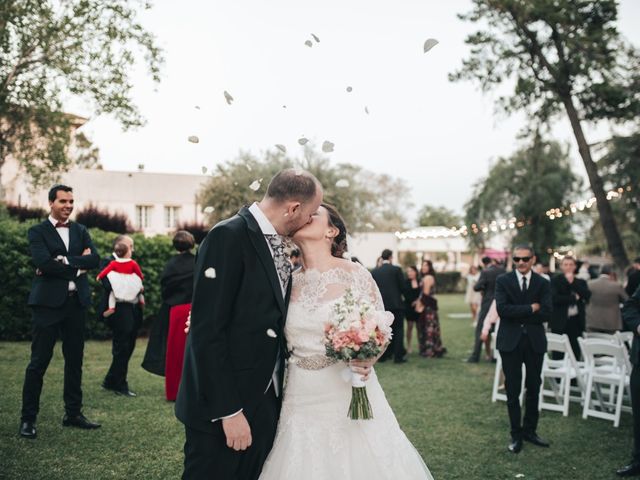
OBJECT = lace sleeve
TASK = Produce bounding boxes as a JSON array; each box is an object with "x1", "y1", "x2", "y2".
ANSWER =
[{"x1": 353, "y1": 264, "x2": 385, "y2": 311}]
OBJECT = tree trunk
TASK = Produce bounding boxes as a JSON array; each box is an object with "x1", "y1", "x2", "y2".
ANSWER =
[{"x1": 561, "y1": 97, "x2": 629, "y2": 270}]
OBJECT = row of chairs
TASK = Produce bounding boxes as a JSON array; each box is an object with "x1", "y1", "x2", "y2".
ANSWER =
[{"x1": 491, "y1": 331, "x2": 634, "y2": 427}]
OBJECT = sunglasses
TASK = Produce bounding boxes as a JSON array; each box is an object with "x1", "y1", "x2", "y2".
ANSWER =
[{"x1": 513, "y1": 256, "x2": 532, "y2": 263}]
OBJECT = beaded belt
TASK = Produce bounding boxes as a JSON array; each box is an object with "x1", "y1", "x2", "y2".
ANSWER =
[{"x1": 293, "y1": 355, "x2": 338, "y2": 370}]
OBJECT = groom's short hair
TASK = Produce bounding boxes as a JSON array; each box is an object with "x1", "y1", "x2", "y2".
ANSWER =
[{"x1": 266, "y1": 169, "x2": 319, "y2": 203}]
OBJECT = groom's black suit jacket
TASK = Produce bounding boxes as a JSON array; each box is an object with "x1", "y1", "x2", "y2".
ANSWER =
[
  {"x1": 176, "y1": 207, "x2": 290, "y2": 433},
  {"x1": 495, "y1": 270, "x2": 552, "y2": 354},
  {"x1": 27, "y1": 220, "x2": 99, "y2": 322}
]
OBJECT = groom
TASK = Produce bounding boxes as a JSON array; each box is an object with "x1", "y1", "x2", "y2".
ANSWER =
[{"x1": 176, "y1": 169, "x2": 323, "y2": 480}]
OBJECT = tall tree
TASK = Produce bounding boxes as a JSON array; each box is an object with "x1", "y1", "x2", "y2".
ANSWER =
[
  {"x1": 451, "y1": 0, "x2": 640, "y2": 269},
  {"x1": 0, "y1": 0, "x2": 163, "y2": 189},
  {"x1": 198, "y1": 146, "x2": 411, "y2": 233},
  {"x1": 417, "y1": 205, "x2": 461, "y2": 228},
  {"x1": 464, "y1": 138, "x2": 581, "y2": 261}
]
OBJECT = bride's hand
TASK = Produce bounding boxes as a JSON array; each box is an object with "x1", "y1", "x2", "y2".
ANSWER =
[{"x1": 349, "y1": 359, "x2": 374, "y2": 381}]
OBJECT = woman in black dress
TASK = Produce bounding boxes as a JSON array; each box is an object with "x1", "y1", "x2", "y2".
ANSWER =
[
  {"x1": 416, "y1": 259, "x2": 446, "y2": 358},
  {"x1": 403, "y1": 266, "x2": 421, "y2": 354}
]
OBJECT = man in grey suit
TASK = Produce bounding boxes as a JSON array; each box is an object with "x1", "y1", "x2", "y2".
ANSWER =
[
  {"x1": 467, "y1": 257, "x2": 505, "y2": 363},
  {"x1": 586, "y1": 264, "x2": 628, "y2": 333}
]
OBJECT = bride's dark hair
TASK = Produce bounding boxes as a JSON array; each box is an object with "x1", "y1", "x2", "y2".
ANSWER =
[{"x1": 322, "y1": 203, "x2": 348, "y2": 258}]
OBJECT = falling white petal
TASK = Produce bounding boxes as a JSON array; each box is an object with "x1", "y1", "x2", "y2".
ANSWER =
[
  {"x1": 204, "y1": 267, "x2": 217, "y2": 279},
  {"x1": 311, "y1": 33, "x2": 320, "y2": 43},
  {"x1": 298, "y1": 137, "x2": 309, "y2": 146},
  {"x1": 266, "y1": 328, "x2": 277, "y2": 338},
  {"x1": 346, "y1": 86, "x2": 353, "y2": 93},
  {"x1": 245, "y1": 163, "x2": 253, "y2": 171},
  {"x1": 201, "y1": 166, "x2": 207, "y2": 174},
  {"x1": 365, "y1": 223, "x2": 375, "y2": 230},
  {"x1": 188, "y1": 135, "x2": 200, "y2": 144},
  {"x1": 249, "y1": 179, "x2": 263, "y2": 191},
  {"x1": 194, "y1": 105, "x2": 201, "y2": 110},
  {"x1": 365, "y1": 106, "x2": 370, "y2": 115},
  {"x1": 515, "y1": 475, "x2": 525, "y2": 479},
  {"x1": 223, "y1": 90, "x2": 234, "y2": 105},
  {"x1": 203, "y1": 206, "x2": 215, "y2": 214},
  {"x1": 304, "y1": 40, "x2": 313, "y2": 48},
  {"x1": 275, "y1": 144, "x2": 287, "y2": 153},
  {"x1": 335, "y1": 179, "x2": 350, "y2": 188},
  {"x1": 322, "y1": 140, "x2": 334, "y2": 153},
  {"x1": 423, "y1": 38, "x2": 439, "y2": 53}
]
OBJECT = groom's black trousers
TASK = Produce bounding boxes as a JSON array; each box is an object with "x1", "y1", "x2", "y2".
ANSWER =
[{"x1": 183, "y1": 384, "x2": 280, "y2": 480}]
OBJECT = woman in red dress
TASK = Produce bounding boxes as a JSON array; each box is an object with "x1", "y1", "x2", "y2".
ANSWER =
[{"x1": 163, "y1": 230, "x2": 196, "y2": 401}]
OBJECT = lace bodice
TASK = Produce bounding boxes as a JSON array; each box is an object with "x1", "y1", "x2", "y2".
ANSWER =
[{"x1": 286, "y1": 263, "x2": 385, "y2": 360}]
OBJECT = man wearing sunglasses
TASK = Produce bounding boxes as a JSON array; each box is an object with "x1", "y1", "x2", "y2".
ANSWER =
[{"x1": 494, "y1": 245, "x2": 552, "y2": 454}]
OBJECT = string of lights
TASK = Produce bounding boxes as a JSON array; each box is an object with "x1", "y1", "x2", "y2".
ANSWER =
[{"x1": 395, "y1": 185, "x2": 633, "y2": 240}]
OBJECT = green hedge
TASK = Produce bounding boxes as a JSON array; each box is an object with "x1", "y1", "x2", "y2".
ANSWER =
[
  {"x1": 0, "y1": 217, "x2": 174, "y2": 340},
  {"x1": 434, "y1": 272, "x2": 464, "y2": 294}
]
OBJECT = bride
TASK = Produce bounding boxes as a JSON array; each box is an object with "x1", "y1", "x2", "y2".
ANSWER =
[{"x1": 259, "y1": 203, "x2": 433, "y2": 479}]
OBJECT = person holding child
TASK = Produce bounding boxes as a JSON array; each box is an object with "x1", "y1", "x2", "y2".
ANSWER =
[{"x1": 99, "y1": 235, "x2": 143, "y2": 397}]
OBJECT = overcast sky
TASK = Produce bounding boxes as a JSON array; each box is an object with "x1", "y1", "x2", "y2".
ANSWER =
[{"x1": 75, "y1": 0, "x2": 640, "y2": 223}]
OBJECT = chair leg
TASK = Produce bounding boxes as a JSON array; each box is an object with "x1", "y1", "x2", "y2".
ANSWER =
[
  {"x1": 563, "y1": 375, "x2": 571, "y2": 416},
  {"x1": 614, "y1": 379, "x2": 625, "y2": 428},
  {"x1": 583, "y1": 375, "x2": 593, "y2": 419},
  {"x1": 491, "y1": 357, "x2": 502, "y2": 402}
]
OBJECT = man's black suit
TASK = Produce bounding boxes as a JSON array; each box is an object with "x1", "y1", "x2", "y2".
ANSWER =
[
  {"x1": 175, "y1": 207, "x2": 289, "y2": 480},
  {"x1": 495, "y1": 270, "x2": 551, "y2": 440},
  {"x1": 623, "y1": 289, "x2": 640, "y2": 462},
  {"x1": 550, "y1": 274, "x2": 590, "y2": 358},
  {"x1": 371, "y1": 262, "x2": 406, "y2": 362},
  {"x1": 21, "y1": 220, "x2": 99, "y2": 422},
  {"x1": 98, "y1": 255, "x2": 143, "y2": 392},
  {"x1": 470, "y1": 264, "x2": 505, "y2": 361},
  {"x1": 627, "y1": 269, "x2": 640, "y2": 297}
]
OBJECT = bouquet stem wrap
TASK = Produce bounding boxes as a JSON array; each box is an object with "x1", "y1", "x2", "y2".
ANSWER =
[{"x1": 348, "y1": 369, "x2": 373, "y2": 420}]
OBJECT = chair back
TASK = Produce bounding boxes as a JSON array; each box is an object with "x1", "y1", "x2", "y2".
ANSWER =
[{"x1": 578, "y1": 337, "x2": 627, "y2": 375}]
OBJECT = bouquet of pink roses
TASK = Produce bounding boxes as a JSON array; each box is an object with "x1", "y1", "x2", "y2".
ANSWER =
[{"x1": 324, "y1": 288, "x2": 394, "y2": 419}]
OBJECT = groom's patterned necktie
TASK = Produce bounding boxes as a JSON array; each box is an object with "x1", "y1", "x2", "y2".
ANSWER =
[{"x1": 266, "y1": 234, "x2": 291, "y2": 293}]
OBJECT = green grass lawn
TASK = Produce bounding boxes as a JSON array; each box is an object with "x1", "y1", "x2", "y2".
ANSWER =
[{"x1": 0, "y1": 294, "x2": 633, "y2": 479}]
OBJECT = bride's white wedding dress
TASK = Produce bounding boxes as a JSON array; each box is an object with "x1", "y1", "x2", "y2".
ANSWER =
[{"x1": 259, "y1": 263, "x2": 433, "y2": 480}]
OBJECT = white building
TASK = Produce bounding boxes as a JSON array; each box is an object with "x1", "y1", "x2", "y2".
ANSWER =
[{"x1": 2, "y1": 163, "x2": 209, "y2": 236}]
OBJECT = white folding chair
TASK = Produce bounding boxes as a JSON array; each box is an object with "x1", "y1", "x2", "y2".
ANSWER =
[
  {"x1": 491, "y1": 332, "x2": 524, "y2": 405},
  {"x1": 616, "y1": 331, "x2": 634, "y2": 352},
  {"x1": 584, "y1": 332, "x2": 617, "y2": 342},
  {"x1": 579, "y1": 337, "x2": 629, "y2": 427},
  {"x1": 539, "y1": 333, "x2": 584, "y2": 416}
]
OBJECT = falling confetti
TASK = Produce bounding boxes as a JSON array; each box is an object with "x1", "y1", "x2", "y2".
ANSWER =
[
  {"x1": 223, "y1": 90, "x2": 234, "y2": 105},
  {"x1": 245, "y1": 163, "x2": 253, "y2": 171},
  {"x1": 365, "y1": 106, "x2": 370, "y2": 115},
  {"x1": 322, "y1": 140, "x2": 335, "y2": 153},
  {"x1": 203, "y1": 206, "x2": 215, "y2": 214},
  {"x1": 282, "y1": 105, "x2": 287, "y2": 109},
  {"x1": 514, "y1": 475, "x2": 525, "y2": 479},
  {"x1": 346, "y1": 86, "x2": 353, "y2": 93},
  {"x1": 204, "y1": 267, "x2": 217, "y2": 279},
  {"x1": 365, "y1": 223, "x2": 375, "y2": 230},
  {"x1": 249, "y1": 179, "x2": 263, "y2": 191},
  {"x1": 311, "y1": 33, "x2": 320, "y2": 43},
  {"x1": 188, "y1": 135, "x2": 200, "y2": 144},
  {"x1": 201, "y1": 166, "x2": 207, "y2": 174},
  {"x1": 304, "y1": 40, "x2": 313, "y2": 48},
  {"x1": 335, "y1": 179, "x2": 350, "y2": 188},
  {"x1": 194, "y1": 105, "x2": 201, "y2": 110},
  {"x1": 423, "y1": 38, "x2": 439, "y2": 53},
  {"x1": 275, "y1": 144, "x2": 287, "y2": 153},
  {"x1": 298, "y1": 137, "x2": 309, "y2": 146}
]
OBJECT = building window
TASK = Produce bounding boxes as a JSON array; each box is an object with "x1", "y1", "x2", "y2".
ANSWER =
[
  {"x1": 136, "y1": 205, "x2": 152, "y2": 230},
  {"x1": 164, "y1": 206, "x2": 180, "y2": 229}
]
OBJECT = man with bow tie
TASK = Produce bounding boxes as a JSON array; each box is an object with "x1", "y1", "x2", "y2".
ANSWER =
[{"x1": 19, "y1": 184, "x2": 101, "y2": 439}]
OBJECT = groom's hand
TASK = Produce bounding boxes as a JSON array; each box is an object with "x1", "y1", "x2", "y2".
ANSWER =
[{"x1": 222, "y1": 413, "x2": 252, "y2": 451}]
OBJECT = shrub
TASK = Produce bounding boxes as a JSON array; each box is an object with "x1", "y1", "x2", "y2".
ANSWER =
[
  {"x1": 6, "y1": 204, "x2": 47, "y2": 222},
  {"x1": 434, "y1": 272, "x2": 464, "y2": 293},
  {"x1": 0, "y1": 216, "x2": 175, "y2": 340},
  {"x1": 75, "y1": 203, "x2": 134, "y2": 234}
]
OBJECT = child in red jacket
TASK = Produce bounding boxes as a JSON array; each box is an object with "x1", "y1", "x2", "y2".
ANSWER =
[{"x1": 96, "y1": 241, "x2": 144, "y2": 317}]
